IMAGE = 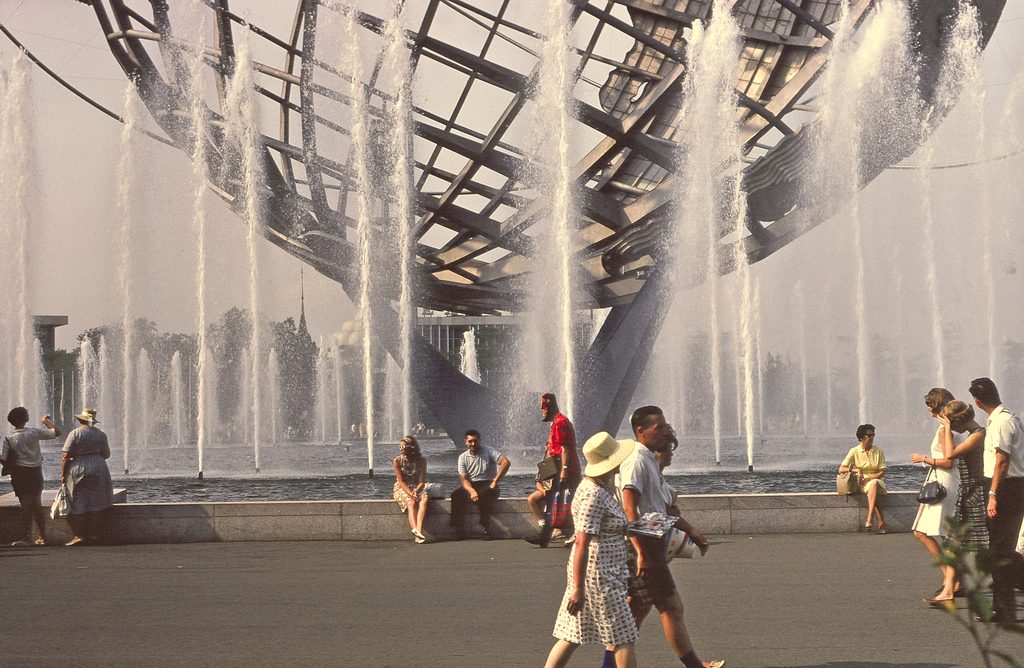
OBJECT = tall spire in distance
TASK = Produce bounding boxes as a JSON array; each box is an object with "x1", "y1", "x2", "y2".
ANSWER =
[{"x1": 298, "y1": 267, "x2": 308, "y2": 334}]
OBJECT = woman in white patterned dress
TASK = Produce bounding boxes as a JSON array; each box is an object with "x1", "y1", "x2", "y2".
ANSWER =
[
  {"x1": 545, "y1": 432, "x2": 637, "y2": 668},
  {"x1": 392, "y1": 436, "x2": 429, "y2": 543}
]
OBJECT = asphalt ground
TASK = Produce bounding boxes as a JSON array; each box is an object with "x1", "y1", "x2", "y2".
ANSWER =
[{"x1": 1, "y1": 533, "x2": 1022, "y2": 667}]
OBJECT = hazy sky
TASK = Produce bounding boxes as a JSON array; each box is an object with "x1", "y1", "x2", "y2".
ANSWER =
[{"x1": 1, "y1": 0, "x2": 1023, "y2": 364}]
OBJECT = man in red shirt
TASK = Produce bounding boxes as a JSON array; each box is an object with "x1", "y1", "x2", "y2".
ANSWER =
[{"x1": 526, "y1": 393, "x2": 581, "y2": 547}]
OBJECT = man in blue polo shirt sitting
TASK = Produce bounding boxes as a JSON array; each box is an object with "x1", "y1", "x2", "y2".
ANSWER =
[{"x1": 450, "y1": 429, "x2": 511, "y2": 540}]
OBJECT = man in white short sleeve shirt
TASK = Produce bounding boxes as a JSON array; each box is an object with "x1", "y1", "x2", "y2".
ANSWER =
[
  {"x1": 969, "y1": 377, "x2": 1024, "y2": 625},
  {"x1": 616, "y1": 405, "x2": 721, "y2": 668}
]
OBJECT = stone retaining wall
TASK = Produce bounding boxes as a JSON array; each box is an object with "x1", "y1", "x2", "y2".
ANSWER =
[{"x1": 0, "y1": 490, "x2": 920, "y2": 544}]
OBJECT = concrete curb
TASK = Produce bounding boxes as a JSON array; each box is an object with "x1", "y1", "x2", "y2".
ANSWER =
[{"x1": 1, "y1": 490, "x2": 920, "y2": 544}]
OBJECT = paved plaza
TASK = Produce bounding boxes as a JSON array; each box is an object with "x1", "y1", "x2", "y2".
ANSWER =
[{"x1": 1, "y1": 532, "x2": 1022, "y2": 667}]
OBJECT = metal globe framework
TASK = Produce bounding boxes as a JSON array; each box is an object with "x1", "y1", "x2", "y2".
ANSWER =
[{"x1": 16, "y1": 0, "x2": 1009, "y2": 439}]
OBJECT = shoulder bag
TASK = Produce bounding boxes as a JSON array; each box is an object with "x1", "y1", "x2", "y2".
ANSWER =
[
  {"x1": 536, "y1": 455, "x2": 559, "y2": 482},
  {"x1": 836, "y1": 469, "x2": 859, "y2": 495},
  {"x1": 916, "y1": 466, "x2": 946, "y2": 505}
]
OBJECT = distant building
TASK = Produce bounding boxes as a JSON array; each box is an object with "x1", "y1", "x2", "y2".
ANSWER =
[{"x1": 32, "y1": 315, "x2": 67, "y2": 355}]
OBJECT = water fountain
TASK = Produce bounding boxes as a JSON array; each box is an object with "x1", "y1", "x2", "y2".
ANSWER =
[
  {"x1": 459, "y1": 330, "x2": 481, "y2": 385},
  {"x1": 380, "y1": 6, "x2": 416, "y2": 437},
  {"x1": 669, "y1": 2, "x2": 745, "y2": 463},
  {"x1": 0, "y1": 1, "x2": 1019, "y2": 492},
  {"x1": 186, "y1": 17, "x2": 212, "y2": 478},
  {"x1": 267, "y1": 347, "x2": 280, "y2": 446},
  {"x1": 223, "y1": 21, "x2": 267, "y2": 473},
  {"x1": 171, "y1": 350, "x2": 184, "y2": 446},
  {"x1": 316, "y1": 338, "x2": 329, "y2": 445},
  {"x1": 0, "y1": 52, "x2": 40, "y2": 415}
]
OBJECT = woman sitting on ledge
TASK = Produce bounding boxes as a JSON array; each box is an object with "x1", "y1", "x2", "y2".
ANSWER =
[
  {"x1": 839, "y1": 424, "x2": 887, "y2": 533},
  {"x1": 393, "y1": 436, "x2": 429, "y2": 543}
]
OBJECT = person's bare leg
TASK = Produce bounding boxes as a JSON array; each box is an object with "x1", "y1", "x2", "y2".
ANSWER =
[
  {"x1": 415, "y1": 496, "x2": 428, "y2": 535},
  {"x1": 406, "y1": 502, "x2": 417, "y2": 532},
  {"x1": 614, "y1": 643, "x2": 637, "y2": 668},
  {"x1": 543, "y1": 640, "x2": 578, "y2": 668},
  {"x1": 629, "y1": 597, "x2": 653, "y2": 629},
  {"x1": 866, "y1": 484, "x2": 879, "y2": 529},
  {"x1": 875, "y1": 501, "x2": 886, "y2": 532},
  {"x1": 528, "y1": 486, "x2": 546, "y2": 522},
  {"x1": 937, "y1": 562, "x2": 957, "y2": 599},
  {"x1": 914, "y1": 531, "x2": 941, "y2": 559},
  {"x1": 656, "y1": 594, "x2": 695, "y2": 658},
  {"x1": 31, "y1": 499, "x2": 47, "y2": 543},
  {"x1": 915, "y1": 532, "x2": 952, "y2": 597}
]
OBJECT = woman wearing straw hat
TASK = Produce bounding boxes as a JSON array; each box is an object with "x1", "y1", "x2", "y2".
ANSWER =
[
  {"x1": 60, "y1": 408, "x2": 114, "y2": 546},
  {"x1": 544, "y1": 432, "x2": 638, "y2": 668}
]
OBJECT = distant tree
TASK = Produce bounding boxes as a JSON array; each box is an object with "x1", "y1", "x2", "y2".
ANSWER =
[
  {"x1": 69, "y1": 318, "x2": 197, "y2": 438},
  {"x1": 271, "y1": 315, "x2": 318, "y2": 437},
  {"x1": 208, "y1": 307, "x2": 253, "y2": 428}
]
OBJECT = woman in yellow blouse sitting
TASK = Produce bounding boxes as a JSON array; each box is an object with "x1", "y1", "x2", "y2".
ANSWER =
[{"x1": 839, "y1": 424, "x2": 887, "y2": 533}]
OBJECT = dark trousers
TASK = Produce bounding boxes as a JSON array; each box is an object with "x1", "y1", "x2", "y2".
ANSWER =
[
  {"x1": 11, "y1": 466, "x2": 46, "y2": 541},
  {"x1": 450, "y1": 481, "x2": 499, "y2": 529},
  {"x1": 984, "y1": 476, "x2": 1024, "y2": 618}
]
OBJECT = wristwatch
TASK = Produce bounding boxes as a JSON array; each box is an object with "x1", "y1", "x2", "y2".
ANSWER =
[{"x1": 989, "y1": 489, "x2": 997, "y2": 497}]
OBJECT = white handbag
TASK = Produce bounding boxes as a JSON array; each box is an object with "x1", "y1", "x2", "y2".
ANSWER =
[{"x1": 50, "y1": 483, "x2": 71, "y2": 519}]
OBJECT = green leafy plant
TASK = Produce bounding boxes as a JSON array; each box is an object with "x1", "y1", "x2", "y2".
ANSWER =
[{"x1": 933, "y1": 518, "x2": 1024, "y2": 667}]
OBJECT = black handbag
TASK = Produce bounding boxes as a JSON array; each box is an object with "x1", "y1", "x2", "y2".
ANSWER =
[
  {"x1": 916, "y1": 466, "x2": 947, "y2": 505},
  {"x1": 536, "y1": 456, "x2": 559, "y2": 482}
]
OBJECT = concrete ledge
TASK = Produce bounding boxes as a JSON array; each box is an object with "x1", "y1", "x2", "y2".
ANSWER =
[
  {"x1": 0, "y1": 488, "x2": 128, "y2": 543},
  {"x1": 0, "y1": 490, "x2": 920, "y2": 544}
]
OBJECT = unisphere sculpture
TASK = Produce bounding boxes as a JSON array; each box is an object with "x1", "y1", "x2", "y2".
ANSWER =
[{"x1": 68, "y1": 0, "x2": 1006, "y2": 442}]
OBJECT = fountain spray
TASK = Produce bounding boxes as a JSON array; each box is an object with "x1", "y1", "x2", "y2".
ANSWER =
[
  {"x1": 673, "y1": 0, "x2": 742, "y2": 463},
  {"x1": 186, "y1": 15, "x2": 211, "y2": 480},
  {"x1": 223, "y1": 21, "x2": 266, "y2": 473},
  {"x1": 115, "y1": 79, "x2": 143, "y2": 474},
  {"x1": 381, "y1": 6, "x2": 415, "y2": 435},
  {"x1": 340, "y1": 8, "x2": 378, "y2": 476}
]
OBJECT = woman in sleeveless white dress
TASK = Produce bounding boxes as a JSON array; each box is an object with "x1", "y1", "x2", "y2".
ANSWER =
[{"x1": 910, "y1": 396, "x2": 961, "y2": 601}]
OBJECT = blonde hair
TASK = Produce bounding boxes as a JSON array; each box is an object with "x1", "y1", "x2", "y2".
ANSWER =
[
  {"x1": 398, "y1": 435, "x2": 421, "y2": 458},
  {"x1": 941, "y1": 400, "x2": 975, "y2": 432}
]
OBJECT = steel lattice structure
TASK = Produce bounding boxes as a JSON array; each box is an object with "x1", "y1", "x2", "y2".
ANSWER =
[{"x1": 35, "y1": 0, "x2": 1010, "y2": 439}]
